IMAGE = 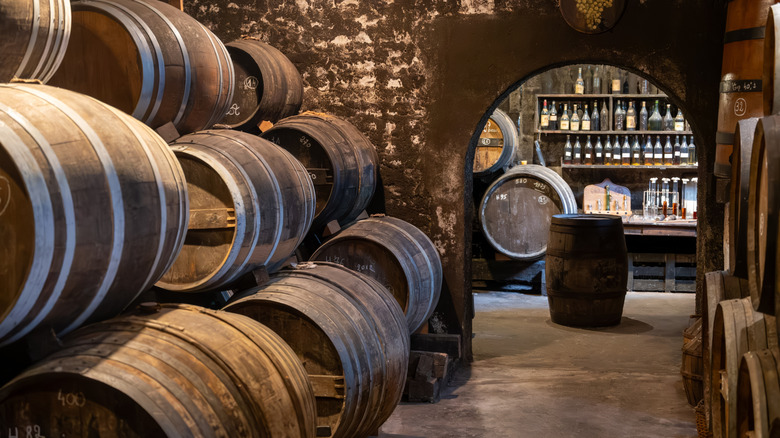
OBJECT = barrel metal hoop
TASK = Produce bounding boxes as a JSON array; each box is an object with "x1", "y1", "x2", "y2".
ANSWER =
[
  {"x1": 716, "y1": 131, "x2": 736, "y2": 145},
  {"x1": 724, "y1": 26, "x2": 766, "y2": 44},
  {"x1": 13, "y1": 0, "x2": 41, "y2": 78},
  {"x1": 40, "y1": 0, "x2": 71, "y2": 83}
]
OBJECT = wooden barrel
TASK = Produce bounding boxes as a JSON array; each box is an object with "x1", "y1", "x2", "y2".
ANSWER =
[
  {"x1": 747, "y1": 115, "x2": 780, "y2": 314},
  {"x1": 224, "y1": 262, "x2": 409, "y2": 438},
  {"x1": 262, "y1": 112, "x2": 378, "y2": 230},
  {"x1": 714, "y1": 0, "x2": 775, "y2": 177},
  {"x1": 473, "y1": 108, "x2": 518, "y2": 176},
  {"x1": 222, "y1": 39, "x2": 303, "y2": 131},
  {"x1": 728, "y1": 117, "x2": 760, "y2": 278},
  {"x1": 0, "y1": 0, "x2": 71, "y2": 83},
  {"x1": 0, "y1": 304, "x2": 317, "y2": 437},
  {"x1": 480, "y1": 164, "x2": 577, "y2": 260},
  {"x1": 765, "y1": 5, "x2": 780, "y2": 115},
  {"x1": 545, "y1": 214, "x2": 628, "y2": 327},
  {"x1": 710, "y1": 297, "x2": 777, "y2": 438},
  {"x1": 48, "y1": 0, "x2": 234, "y2": 135},
  {"x1": 310, "y1": 215, "x2": 443, "y2": 333},
  {"x1": 682, "y1": 317, "x2": 704, "y2": 406},
  {"x1": 0, "y1": 83, "x2": 188, "y2": 347},
  {"x1": 156, "y1": 130, "x2": 315, "y2": 292},
  {"x1": 736, "y1": 347, "x2": 780, "y2": 438}
]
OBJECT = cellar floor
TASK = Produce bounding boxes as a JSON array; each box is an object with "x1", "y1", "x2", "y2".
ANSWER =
[{"x1": 379, "y1": 291, "x2": 697, "y2": 438}]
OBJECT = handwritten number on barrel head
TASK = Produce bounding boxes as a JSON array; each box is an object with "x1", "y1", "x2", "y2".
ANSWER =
[
  {"x1": 734, "y1": 98, "x2": 747, "y2": 117},
  {"x1": 244, "y1": 76, "x2": 259, "y2": 90},
  {"x1": 300, "y1": 135, "x2": 311, "y2": 148},
  {"x1": 57, "y1": 388, "x2": 86, "y2": 407},
  {"x1": 0, "y1": 176, "x2": 10, "y2": 216}
]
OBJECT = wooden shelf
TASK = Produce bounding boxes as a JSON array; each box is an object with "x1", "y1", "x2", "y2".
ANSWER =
[
  {"x1": 537, "y1": 93, "x2": 668, "y2": 99},
  {"x1": 535, "y1": 130, "x2": 693, "y2": 135},
  {"x1": 561, "y1": 164, "x2": 698, "y2": 170}
]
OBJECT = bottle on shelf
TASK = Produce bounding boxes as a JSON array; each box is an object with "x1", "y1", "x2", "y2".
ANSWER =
[
  {"x1": 549, "y1": 101, "x2": 558, "y2": 130},
  {"x1": 648, "y1": 100, "x2": 662, "y2": 131},
  {"x1": 591, "y1": 101, "x2": 600, "y2": 131},
  {"x1": 594, "y1": 136, "x2": 603, "y2": 165},
  {"x1": 585, "y1": 66, "x2": 593, "y2": 94},
  {"x1": 688, "y1": 135, "x2": 697, "y2": 166},
  {"x1": 663, "y1": 135, "x2": 673, "y2": 165},
  {"x1": 600, "y1": 101, "x2": 609, "y2": 132},
  {"x1": 673, "y1": 135, "x2": 681, "y2": 165},
  {"x1": 593, "y1": 67, "x2": 601, "y2": 93},
  {"x1": 582, "y1": 104, "x2": 591, "y2": 131},
  {"x1": 626, "y1": 101, "x2": 637, "y2": 131},
  {"x1": 571, "y1": 104, "x2": 580, "y2": 131},
  {"x1": 631, "y1": 136, "x2": 641, "y2": 165},
  {"x1": 680, "y1": 136, "x2": 689, "y2": 165},
  {"x1": 622, "y1": 72, "x2": 630, "y2": 94},
  {"x1": 663, "y1": 103, "x2": 674, "y2": 131},
  {"x1": 653, "y1": 135, "x2": 663, "y2": 165},
  {"x1": 612, "y1": 136, "x2": 622, "y2": 165},
  {"x1": 611, "y1": 70, "x2": 621, "y2": 94},
  {"x1": 573, "y1": 136, "x2": 582, "y2": 164},
  {"x1": 621, "y1": 135, "x2": 631, "y2": 166},
  {"x1": 639, "y1": 101, "x2": 648, "y2": 131},
  {"x1": 584, "y1": 135, "x2": 593, "y2": 165},
  {"x1": 540, "y1": 99, "x2": 549, "y2": 130},
  {"x1": 560, "y1": 104, "x2": 570, "y2": 131},
  {"x1": 563, "y1": 135, "x2": 573, "y2": 164},
  {"x1": 674, "y1": 109, "x2": 685, "y2": 132},
  {"x1": 643, "y1": 135, "x2": 653, "y2": 165},
  {"x1": 604, "y1": 135, "x2": 612, "y2": 165},
  {"x1": 575, "y1": 67, "x2": 585, "y2": 94},
  {"x1": 614, "y1": 100, "x2": 625, "y2": 131},
  {"x1": 639, "y1": 78, "x2": 650, "y2": 94}
]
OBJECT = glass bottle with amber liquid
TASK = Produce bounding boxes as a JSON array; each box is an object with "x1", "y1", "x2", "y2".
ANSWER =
[
  {"x1": 680, "y1": 136, "x2": 689, "y2": 165},
  {"x1": 584, "y1": 135, "x2": 594, "y2": 165},
  {"x1": 575, "y1": 67, "x2": 585, "y2": 94},
  {"x1": 573, "y1": 136, "x2": 582, "y2": 164},
  {"x1": 674, "y1": 109, "x2": 685, "y2": 132},
  {"x1": 631, "y1": 136, "x2": 641, "y2": 165},
  {"x1": 571, "y1": 104, "x2": 581, "y2": 131},
  {"x1": 563, "y1": 135, "x2": 573, "y2": 164},
  {"x1": 582, "y1": 104, "x2": 591, "y2": 131},
  {"x1": 643, "y1": 135, "x2": 654, "y2": 165},
  {"x1": 549, "y1": 101, "x2": 558, "y2": 130},
  {"x1": 653, "y1": 135, "x2": 663, "y2": 165},
  {"x1": 560, "y1": 104, "x2": 570, "y2": 131},
  {"x1": 591, "y1": 101, "x2": 600, "y2": 131},
  {"x1": 626, "y1": 101, "x2": 637, "y2": 131},
  {"x1": 663, "y1": 135, "x2": 673, "y2": 165},
  {"x1": 604, "y1": 135, "x2": 613, "y2": 165},
  {"x1": 621, "y1": 135, "x2": 631, "y2": 165},
  {"x1": 673, "y1": 135, "x2": 681, "y2": 165},
  {"x1": 594, "y1": 136, "x2": 603, "y2": 164},
  {"x1": 613, "y1": 136, "x2": 623, "y2": 165}
]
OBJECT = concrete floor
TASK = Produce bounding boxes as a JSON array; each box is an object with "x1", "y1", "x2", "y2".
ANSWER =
[{"x1": 379, "y1": 291, "x2": 698, "y2": 438}]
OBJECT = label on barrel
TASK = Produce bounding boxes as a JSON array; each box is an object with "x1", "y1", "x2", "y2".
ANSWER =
[
  {"x1": 480, "y1": 118, "x2": 504, "y2": 145},
  {"x1": 243, "y1": 76, "x2": 259, "y2": 90},
  {"x1": 719, "y1": 79, "x2": 761, "y2": 93}
]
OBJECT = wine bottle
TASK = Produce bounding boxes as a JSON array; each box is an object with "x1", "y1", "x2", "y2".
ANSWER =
[
  {"x1": 688, "y1": 135, "x2": 697, "y2": 166},
  {"x1": 540, "y1": 99, "x2": 549, "y2": 130},
  {"x1": 595, "y1": 136, "x2": 603, "y2": 165},
  {"x1": 573, "y1": 136, "x2": 582, "y2": 164},
  {"x1": 584, "y1": 135, "x2": 593, "y2": 165},
  {"x1": 622, "y1": 72, "x2": 629, "y2": 94},
  {"x1": 549, "y1": 101, "x2": 558, "y2": 130},
  {"x1": 591, "y1": 101, "x2": 600, "y2": 131},
  {"x1": 663, "y1": 135, "x2": 673, "y2": 165},
  {"x1": 614, "y1": 100, "x2": 625, "y2": 131},
  {"x1": 643, "y1": 135, "x2": 653, "y2": 165},
  {"x1": 563, "y1": 135, "x2": 573, "y2": 164},
  {"x1": 639, "y1": 101, "x2": 648, "y2": 131},
  {"x1": 560, "y1": 104, "x2": 570, "y2": 131},
  {"x1": 600, "y1": 101, "x2": 610, "y2": 132},
  {"x1": 673, "y1": 135, "x2": 681, "y2": 165},
  {"x1": 648, "y1": 100, "x2": 662, "y2": 131},
  {"x1": 631, "y1": 135, "x2": 641, "y2": 165},
  {"x1": 653, "y1": 135, "x2": 663, "y2": 165},
  {"x1": 674, "y1": 109, "x2": 685, "y2": 132},
  {"x1": 611, "y1": 70, "x2": 621, "y2": 94},
  {"x1": 593, "y1": 67, "x2": 601, "y2": 93},
  {"x1": 604, "y1": 135, "x2": 612, "y2": 165},
  {"x1": 680, "y1": 136, "x2": 689, "y2": 165},
  {"x1": 621, "y1": 135, "x2": 631, "y2": 165},
  {"x1": 613, "y1": 136, "x2": 623, "y2": 165},
  {"x1": 582, "y1": 104, "x2": 591, "y2": 131},
  {"x1": 575, "y1": 67, "x2": 585, "y2": 94},
  {"x1": 571, "y1": 104, "x2": 580, "y2": 131},
  {"x1": 663, "y1": 103, "x2": 674, "y2": 131},
  {"x1": 626, "y1": 101, "x2": 637, "y2": 131}
]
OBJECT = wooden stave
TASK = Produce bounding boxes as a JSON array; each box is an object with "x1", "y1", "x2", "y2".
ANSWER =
[
  {"x1": 262, "y1": 112, "x2": 378, "y2": 229},
  {"x1": 728, "y1": 117, "x2": 760, "y2": 278},
  {"x1": 310, "y1": 215, "x2": 443, "y2": 333},
  {"x1": 473, "y1": 108, "x2": 518, "y2": 176},
  {"x1": 479, "y1": 164, "x2": 578, "y2": 260},
  {"x1": 224, "y1": 39, "x2": 304, "y2": 130},
  {"x1": 710, "y1": 297, "x2": 778, "y2": 438},
  {"x1": 681, "y1": 318, "x2": 704, "y2": 406},
  {"x1": 747, "y1": 115, "x2": 780, "y2": 314},
  {"x1": 224, "y1": 263, "x2": 409, "y2": 438},
  {"x1": 736, "y1": 347, "x2": 780, "y2": 438},
  {"x1": 765, "y1": 4, "x2": 780, "y2": 116},
  {"x1": 0, "y1": 304, "x2": 317, "y2": 437},
  {"x1": 156, "y1": 130, "x2": 315, "y2": 292},
  {"x1": 0, "y1": 0, "x2": 72, "y2": 83},
  {"x1": 49, "y1": 0, "x2": 234, "y2": 135},
  {"x1": 0, "y1": 83, "x2": 188, "y2": 346}
]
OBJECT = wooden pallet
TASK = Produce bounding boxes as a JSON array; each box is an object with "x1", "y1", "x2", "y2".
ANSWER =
[{"x1": 627, "y1": 252, "x2": 696, "y2": 292}]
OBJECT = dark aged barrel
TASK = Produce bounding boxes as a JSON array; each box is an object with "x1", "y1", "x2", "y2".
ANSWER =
[
  {"x1": 0, "y1": 0, "x2": 71, "y2": 83},
  {"x1": 48, "y1": 0, "x2": 234, "y2": 135},
  {"x1": 747, "y1": 115, "x2": 780, "y2": 314},
  {"x1": 262, "y1": 112, "x2": 378, "y2": 229},
  {"x1": 728, "y1": 117, "x2": 760, "y2": 278},
  {"x1": 473, "y1": 108, "x2": 518, "y2": 176},
  {"x1": 223, "y1": 39, "x2": 303, "y2": 131},
  {"x1": 681, "y1": 317, "x2": 704, "y2": 406},
  {"x1": 156, "y1": 130, "x2": 315, "y2": 292},
  {"x1": 480, "y1": 164, "x2": 577, "y2": 260},
  {"x1": 310, "y1": 215, "x2": 442, "y2": 333},
  {"x1": 0, "y1": 83, "x2": 187, "y2": 347},
  {"x1": 545, "y1": 214, "x2": 628, "y2": 327},
  {"x1": 714, "y1": 0, "x2": 774, "y2": 177},
  {"x1": 710, "y1": 297, "x2": 777, "y2": 438},
  {"x1": 736, "y1": 347, "x2": 780, "y2": 438},
  {"x1": 224, "y1": 262, "x2": 409, "y2": 438},
  {"x1": 0, "y1": 305, "x2": 317, "y2": 437}
]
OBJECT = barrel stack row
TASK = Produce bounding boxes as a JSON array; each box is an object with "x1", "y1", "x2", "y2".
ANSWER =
[
  {"x1": 696, "y1": 3, "x2": 780, "y2": 437},
  {"x1": 0, "y1": 1, "x2": 445, "y2": 437}
]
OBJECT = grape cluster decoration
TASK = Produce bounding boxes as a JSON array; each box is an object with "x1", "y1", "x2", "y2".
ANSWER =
[{"x1": 575, "y1": 0, "x2": 614, "y2": 30}]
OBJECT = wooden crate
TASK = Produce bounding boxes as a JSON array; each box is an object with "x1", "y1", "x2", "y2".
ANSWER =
[{"x1": 627, "y1": 253, "x2": 696, "y2": 293}]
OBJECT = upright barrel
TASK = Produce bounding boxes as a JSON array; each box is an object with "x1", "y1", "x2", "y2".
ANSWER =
[
  {"x1": 736, "y1": 347, "x2": 780, "y2": 438},
  {"x1": 480, "y1": 164, "x2": 577, "y2": 260},
  {"x1": 223, "y1": 39, "x2": 303, "y2": 131},
  {"x1": 262, "y1": 112, "x2": 378, "y2": 229},
  {"x1": 310, "y1": 215, "x2": 442, "y2": 333},
  {"x1": 714, "y1": 0, "x2": 775, "y2": 177},
  {"x1": 728, "y1": 118, "x2": 760, "y2": 278},
  {"x1": 0, "y1": 0, "x2": 71, "y2": 83},
  {"x1": 0, "y1": 304, "x2": 317, "y2": 437},
  {"x1": 48, "y1": 0, "x2": 234, "y2": 135},
  {"x1": 156, "y1": 130, "x2": 315, "y2": 292},
  {"x1": 473, "y1": 108, "x2": 518, "y2": 176},
  {"x1": 545, "y1": 214, "x2": 628, "y2": 327},
  {"x1": 224, "y1": 262, "x2": 409, "y2": 438},
  {"x1": 0, "y1": 83, "x2": 188, "y2": 346}
]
